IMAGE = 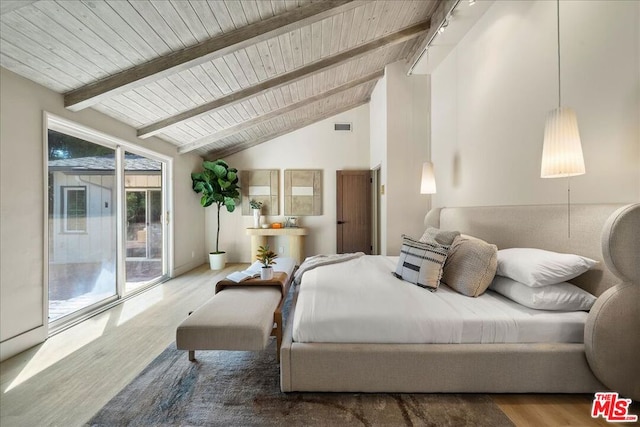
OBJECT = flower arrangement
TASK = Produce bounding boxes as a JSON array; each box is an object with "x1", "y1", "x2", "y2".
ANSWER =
[
  {"x1": 256, "y1": 245, "x2": 278, "y2": 268},
  {"x1": 249, "y1": 199, "x2": 263, "y2": 210}
]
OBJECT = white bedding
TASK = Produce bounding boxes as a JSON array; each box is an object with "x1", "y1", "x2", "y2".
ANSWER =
[{"x1": 292, "y1": 256, "x2": 588, "y2": 344}]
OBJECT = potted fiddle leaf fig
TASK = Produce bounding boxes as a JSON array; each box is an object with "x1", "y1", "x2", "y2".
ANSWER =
[
  {"x1": 256, "y1": 245, "x2": 278, "y2": 280},
  {"x1": 191, "y1": 159, "x2": 240, "y2": 270}
]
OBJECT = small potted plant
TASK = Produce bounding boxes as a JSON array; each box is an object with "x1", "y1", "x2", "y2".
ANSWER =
[
  {"x1": 249, "y1": 199, "x2": 263, "y2": 228},
  {"x1": 256, "y1": 245, "x2": 278, "y2": 280}
]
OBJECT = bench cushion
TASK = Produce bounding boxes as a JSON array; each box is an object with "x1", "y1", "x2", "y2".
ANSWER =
[{"x1": 176, "y1": 287, "x2": 282, "y2": 351}]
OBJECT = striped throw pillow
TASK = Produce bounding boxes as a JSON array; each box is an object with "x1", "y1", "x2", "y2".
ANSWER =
[{"x1": 393, "y1": 235, "x2": 449, "y2": 291}]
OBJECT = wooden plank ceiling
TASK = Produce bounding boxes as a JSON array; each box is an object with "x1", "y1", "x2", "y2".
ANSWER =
[{"x1": 1, "y1": 0, "x2": 438, "y2": 158}]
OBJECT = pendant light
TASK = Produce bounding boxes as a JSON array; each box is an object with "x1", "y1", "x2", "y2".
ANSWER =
[
  {"x1": 420, "y1": 162, "x2": 437, "y2": 194},
  {"x1": 540, "y1": 0, "x2": 585, "y2": 237}
]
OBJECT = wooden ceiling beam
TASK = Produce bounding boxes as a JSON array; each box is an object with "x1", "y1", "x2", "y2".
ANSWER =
[
  {"x1": 63, "y1": 0, "x2": 361, "y2": 111},
  {"x1": 406, "y1": 0, "x2": 455, "y2": 74},
  {"x1": 206, "y1": 98, "x2": 370, "y2": 160},
  {"x1": 178, "y1": 70, "x2": 384, "y2": 154},
  {"x1": 138, "y1": 20, "x2": 429, "y2": 139}
]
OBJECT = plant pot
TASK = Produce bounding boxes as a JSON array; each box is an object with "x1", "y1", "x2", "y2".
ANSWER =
[
  {"x1": 209, "y1": 252, "x2": 226, "y2": 270},
  {"x1": 252, "y1": 208, "x2": 261, "y2": 228},
  {"x1": 261, "y1": 266, "x2": 273, "y2": 280}
]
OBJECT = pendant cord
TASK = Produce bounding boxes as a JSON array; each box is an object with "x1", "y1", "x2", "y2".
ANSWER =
[
  {"x1": 559, "y1": 0, "x2": 570, "y2": 239},
  {"x1": 567, "y1": 175, "x2": 571, "y2": 238},
  {"x1": 557, "y1": 0, "x2": 561, "y2": 108}
]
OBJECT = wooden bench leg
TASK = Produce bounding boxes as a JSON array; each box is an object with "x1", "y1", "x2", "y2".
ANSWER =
[
  {"x1": 274, "y1": 310, "x2": 283, "y2": 363},
  {"x1": 188, "y1": 350, "x2": 195, "y2": 361}
]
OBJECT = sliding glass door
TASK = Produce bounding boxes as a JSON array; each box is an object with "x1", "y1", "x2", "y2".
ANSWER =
[
  {"x1": 125, "y1": 152, "x2": 164, "y2": 293},
  {"x1": 47, "y1": 130, "x2": 118, "y2": 322},
  {"x1": 46, "y1": 116, "x2": 171, "y2": 330}
]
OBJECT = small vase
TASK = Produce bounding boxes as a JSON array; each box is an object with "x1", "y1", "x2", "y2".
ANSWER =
[
  {"x1": 252, "y1": 208, "x2": 261, "y2": 228},
  {"x1": 261, "y1": 266, "x2": 273, "y2": 280}
]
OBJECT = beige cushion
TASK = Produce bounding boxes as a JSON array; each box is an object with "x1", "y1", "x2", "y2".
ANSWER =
[
  {"x1": 601, "y1": 203, "x2": 640, "y2": 284},
  {"x1": 176, "y1": 287, "x2": 281, "y2": 351},
  {"x1": 419, "y1": 227, "x2": 460, "y2": 246},
  {"x1": 585, "y1": 284, "x2": 640, "y2": 401},
  {"x1": 586, "y1": 203, "x2": 640, "y2": 401},
  {"x1": 442, "y1": 235, "x2": 497, "y2": 297}
]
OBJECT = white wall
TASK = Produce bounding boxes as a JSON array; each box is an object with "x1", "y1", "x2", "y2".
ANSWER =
[
  {"x1": 431, "y1": 0, "x2": 640, "y2": 208},
  {"x1": 0, "y1": 67, "x2": 206, "y2": 360},
  {"x1": 210, "y1": 104, "x2": 370, "y2": 262},
  {"x1": 385, "y1": 62, "x2": 431, "y2": 255},
  {"x1": 369, "y1": 63, "x2": 431, "y2": 255},
  {"x1": 369, "y1": 76, "x2": 388, "y2": 253}
]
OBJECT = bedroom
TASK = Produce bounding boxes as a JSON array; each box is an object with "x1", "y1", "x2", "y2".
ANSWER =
[{"x1": 1, "y1": 0, "x2": 639, "y2": 425}]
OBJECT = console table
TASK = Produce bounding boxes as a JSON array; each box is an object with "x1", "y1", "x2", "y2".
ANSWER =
[{"x1": 246, "y1": 227, "x2": 308, "y2": 265}]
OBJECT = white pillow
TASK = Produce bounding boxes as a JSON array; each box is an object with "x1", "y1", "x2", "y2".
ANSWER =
[
  {"x1": 490, "y1": 275, "x2": 597, "y2": 311},
  {"x1": 496, "y1": 248, "x2": 597, "y2": 287}
]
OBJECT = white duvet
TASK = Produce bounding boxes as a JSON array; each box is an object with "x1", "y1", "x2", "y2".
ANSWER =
[{"x1": 292, "y1": 256, "x2": 588, "y2": 344}]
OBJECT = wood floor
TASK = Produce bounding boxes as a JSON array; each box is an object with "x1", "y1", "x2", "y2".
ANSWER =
[{"x1": 0, "y1": 264, "x2": 635, "y2": 426}]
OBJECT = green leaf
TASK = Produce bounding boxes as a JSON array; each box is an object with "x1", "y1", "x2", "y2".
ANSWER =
[
  {"x1": 202, "y1": 161, "x2": 217, "y2": 171},
  {"x1": 212, "y1": 164, "x2": 226, "y2": 178},
  {"x1": 224, "y1": 197, "x2": 236, "y2": 212},
  {"x1": 192, "y1": 181, "x2": 204, "y2": 193},
  {"x1": 227, "y1": 171, "x2": 237, "y2": 181}
]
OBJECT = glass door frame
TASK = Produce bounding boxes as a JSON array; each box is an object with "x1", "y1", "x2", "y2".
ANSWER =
[{"x1": 44, "y1": 113, "x2": 173, "y2": 335}]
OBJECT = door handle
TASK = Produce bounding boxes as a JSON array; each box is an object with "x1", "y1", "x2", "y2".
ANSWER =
[{"x1": 337, "y1": 221, "x2": 345, "y2": 224}]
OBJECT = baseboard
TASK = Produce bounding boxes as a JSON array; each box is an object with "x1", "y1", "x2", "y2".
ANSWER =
[
  {"x1": 0, "y1": 325, "x2": 47, "y2": 362},
  {"x1": 172, "y1": 259, "x2": 206, "y2": 278}
]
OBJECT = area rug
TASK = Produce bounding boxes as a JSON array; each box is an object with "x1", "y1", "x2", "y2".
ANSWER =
[{"x1": 87, "y1": 341, "x2": 514, "y2": 426}]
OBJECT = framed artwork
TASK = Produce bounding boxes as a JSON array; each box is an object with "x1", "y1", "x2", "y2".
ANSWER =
[
  {"x1": 284, "y1": 169, "x2": 322, "y2": 216},
  {"x1": 240, "y1": 170, "x2": 279, "y2": 215}
]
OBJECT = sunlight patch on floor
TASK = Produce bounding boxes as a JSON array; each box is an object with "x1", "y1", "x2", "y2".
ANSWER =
[
  {"x1": 117, "y1": 286, "x2": 164, "y2": 326},
  {"x1": 4, "y1": 315, "x2": 109, "y2": 393}
]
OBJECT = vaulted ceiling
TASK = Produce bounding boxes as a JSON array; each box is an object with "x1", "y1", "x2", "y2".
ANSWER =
[{"x1": 1, "y1": 0, "x2": 441, "y2": 158}]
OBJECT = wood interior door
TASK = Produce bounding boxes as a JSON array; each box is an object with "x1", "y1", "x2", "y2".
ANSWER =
[{"x1": 336, "y1": 170, "x2": 372, "y2": 254}]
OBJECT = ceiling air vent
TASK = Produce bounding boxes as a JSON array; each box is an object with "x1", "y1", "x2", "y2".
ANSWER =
[{"x1": 334, "y1": 123, "x2": 352, "y2": 132}]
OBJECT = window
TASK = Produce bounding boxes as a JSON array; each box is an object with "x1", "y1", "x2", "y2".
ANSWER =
[{"x1": 62, "y1": 186, "x2": 87, "y2": 233}]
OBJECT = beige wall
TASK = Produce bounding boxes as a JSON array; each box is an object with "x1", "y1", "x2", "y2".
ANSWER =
[
  {"x1": 211, "y1": 104, "x2": 370, "y2": 263},
  {"x1": 0, "y1": 68, "x2": 205, "y2": 360},
  {"x1": 369, "y1": 62, "x2": 431, "y2": 255},
  {"x1": 369, "y1": 75, "x2": 388, "y2": 253},
  {"x1": 431, "y1": 0, "x2": 640, "y2": 208},
  {"x1": 385, "y1": 62, "x2": 431, "y2": 254}
]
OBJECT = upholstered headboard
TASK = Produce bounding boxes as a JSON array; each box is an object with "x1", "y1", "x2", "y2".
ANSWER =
[
  {"x1": 424, "y1": 204, "x2": 626, "y2": 297},
  {"x1": 425, "y1": 203, "x2": 640, "y2": 400}
]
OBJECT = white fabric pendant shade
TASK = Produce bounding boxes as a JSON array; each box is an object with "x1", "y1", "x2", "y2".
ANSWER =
[
  {"x1": 420, "y1": 162, "x2": 437, "y2": 194},
  {"x1": 541, "y1": 107, "x2": 586, "y2": 178}
]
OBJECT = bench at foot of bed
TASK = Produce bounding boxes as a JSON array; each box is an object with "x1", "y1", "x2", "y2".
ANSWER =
[{"x1": 176, "y1": 258, "x2": 295, "y2": 362}]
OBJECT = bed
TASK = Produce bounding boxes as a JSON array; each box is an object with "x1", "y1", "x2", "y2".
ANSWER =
[{"x1": 280, "y1": 203, "x2": 640, "y2": 400}]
